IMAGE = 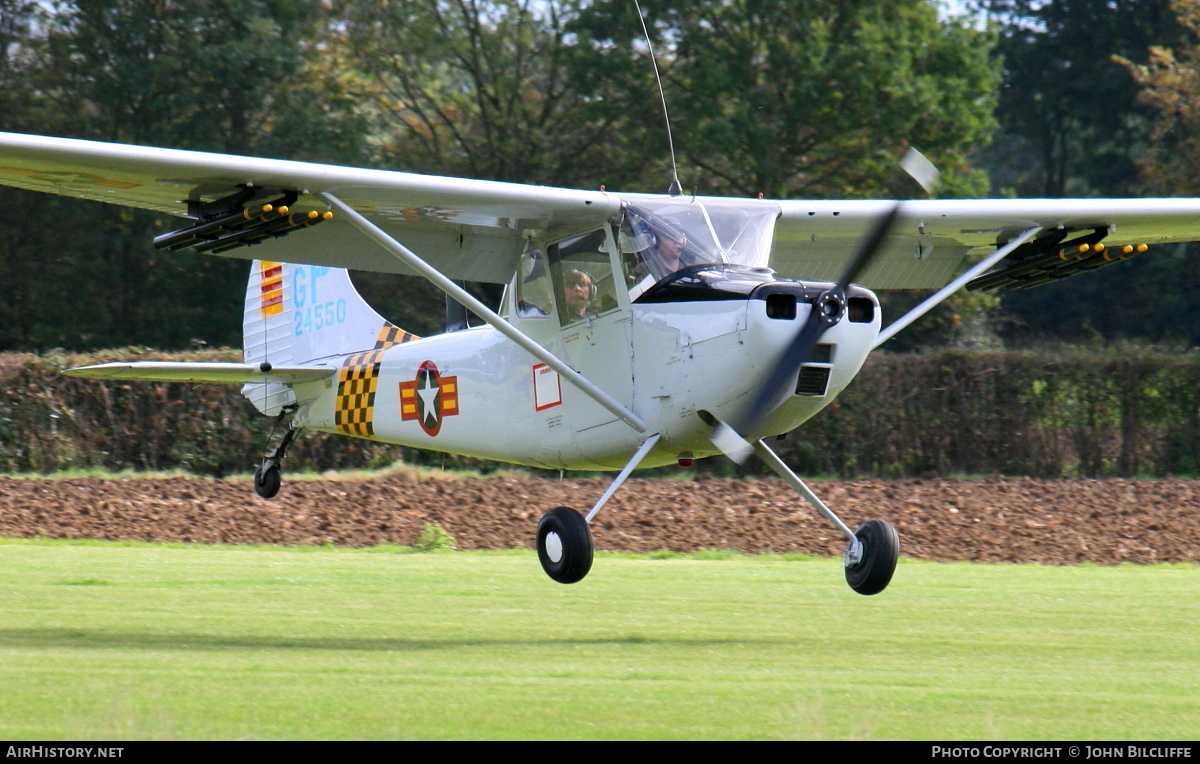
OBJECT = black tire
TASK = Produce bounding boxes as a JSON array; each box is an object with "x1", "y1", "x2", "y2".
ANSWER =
[
  {"x1": 254, "y1": 462, "x2": 282, "y2": 500},
  {"x1": 536, "y1": 507, "x2": 594, "y2": 584},
  {"x1": 844, "y1": 519, "x2": 899, "y2": 595}
]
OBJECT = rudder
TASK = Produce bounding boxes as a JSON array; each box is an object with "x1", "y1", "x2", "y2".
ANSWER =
[{"x1": 242, "y1": 260, "x2": 417, "y2": 415}]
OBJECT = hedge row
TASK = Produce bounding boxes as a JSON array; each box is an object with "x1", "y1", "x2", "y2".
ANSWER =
[
  {"x1": 782, "y1": 347, "x2": 1200, "y2": 478},
  {"x1": 2, "y1": 346, "x2": 1199, "y2": 478}
]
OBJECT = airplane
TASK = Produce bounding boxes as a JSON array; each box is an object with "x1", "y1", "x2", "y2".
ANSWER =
[{"x1": 3, "y1": 130, "x2": 1200, "y2": 595}]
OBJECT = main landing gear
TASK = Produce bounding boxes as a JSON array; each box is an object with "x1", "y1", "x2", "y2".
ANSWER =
[
  {"x1": 536, "y1": 507, "x2": 594, "y2": 584},
  {"x1": 254, "y1": 411, "x2": 300, "y2": 500},
  {"x1": 535, "y1": 435, "x2": 661, "y2": 585},
  {"x1": 533, "y1": 433, "x2": 900, "y2": 594}
]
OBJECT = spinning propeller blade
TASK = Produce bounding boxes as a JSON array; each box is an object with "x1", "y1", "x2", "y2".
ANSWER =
[
  {"x1": 751, "y1": 203, "x2": 900, "y2": 420},
  {"x1": 710, "y1": 420, "x2": 755, "y2": 464},
  {"x1": 711, "y1": 203, "x2": 902, "y2": 464},
  {"x1": 899, "y1": 147, "x2": 940, "y2": 196},
  {"x1": 709, "y1": 148, "x2": 938, "y2": 464}
]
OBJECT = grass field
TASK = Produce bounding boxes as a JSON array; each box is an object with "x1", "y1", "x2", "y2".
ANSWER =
[{"x1": 0, "y1": 538, "x2": 1196, "y2": 740}]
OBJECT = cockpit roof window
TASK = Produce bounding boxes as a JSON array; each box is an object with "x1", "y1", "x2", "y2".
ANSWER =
[{"x1": 620, "y1": 197, "x2": 780, "y2": 269}]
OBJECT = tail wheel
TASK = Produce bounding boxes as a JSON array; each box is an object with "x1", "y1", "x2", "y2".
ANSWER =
[
  {"x1": 536, "y1": 507, "x2": 594, "y2": 584},
  {"x1": 845, "y1": 519, "x2": 899, "y2": 595},
  {"x1": 254, "y1": 462, "x2": 282, "y2": 499}
]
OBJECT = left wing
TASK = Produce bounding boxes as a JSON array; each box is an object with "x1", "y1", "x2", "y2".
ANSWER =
[
  {"x1": 772, "y1": 198, "x2": 1200, "y2": 289},
  {"x1": 0, "y1": 132, "x2": 619, "y2": 283}
]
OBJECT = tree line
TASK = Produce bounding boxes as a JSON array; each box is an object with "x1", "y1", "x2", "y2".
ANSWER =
[{"x1": 0, "y1": 0, "x2": 1198, "y2": 351}]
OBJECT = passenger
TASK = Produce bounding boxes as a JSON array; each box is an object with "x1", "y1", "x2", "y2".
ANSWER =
[{"x1": 562, "y1": 269, "x2": 596, "y2": 320}]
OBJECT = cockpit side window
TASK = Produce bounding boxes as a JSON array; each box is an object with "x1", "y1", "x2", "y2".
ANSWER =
[{"x1": 549, "y1": 229, "x2": 618, "y2": 325}]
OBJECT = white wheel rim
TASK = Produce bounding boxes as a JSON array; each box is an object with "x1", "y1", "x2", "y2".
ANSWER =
[{"x1": 545, "y1": 531, "x2": 564, "y2": 563}]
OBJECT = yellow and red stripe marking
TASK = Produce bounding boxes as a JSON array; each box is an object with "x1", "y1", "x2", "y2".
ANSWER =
[{"x1": 260, "y1": 261, "x2": 284, "y2": 317}]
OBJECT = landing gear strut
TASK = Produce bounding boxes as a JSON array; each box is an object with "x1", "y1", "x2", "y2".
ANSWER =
[
  {"x1": 534, "y1": 434, "x2": 662, "y2": 584},
  {"x1": 752, "y1": 437, "x2": 900, "y2": 595},
  {"x1": 254, "y1": 411, "x2": 300, "y2": 500}
]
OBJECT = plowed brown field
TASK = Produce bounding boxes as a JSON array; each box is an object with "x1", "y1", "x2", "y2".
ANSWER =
[{"x1": 2, "y1": 475, "x2": 1198, "y2": 564}]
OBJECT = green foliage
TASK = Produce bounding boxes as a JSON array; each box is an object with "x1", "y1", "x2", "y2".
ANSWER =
[
  {"x1": 333, "y1": 0, "x2": 626, "y2": 188},
  {"x1": 765, "y1": 345, "x2": 1200, "y2": 479},
  {"x1": 970, "y1": 1, "x2": 1200, "y2": 350},
  {"x1": 572, "y1": 0, "x2": 999, "y2": 198},
  {"x1": 415, "y1": 522, "x2": 457, "y2": 552},
  {"x1": 0, "y1": 0, "x2": 372, "y2": 352},
  {"x1": 1122, "y1": 0, "x2": 1200, "y2": 196},
  {"x1": 972, "y1": 0, "x2": 1187, "y2": 198}
]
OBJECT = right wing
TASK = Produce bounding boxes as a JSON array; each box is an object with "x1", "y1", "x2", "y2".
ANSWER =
[{"x1": 0, "y1": 132, "x2": 619, "y2": 284}]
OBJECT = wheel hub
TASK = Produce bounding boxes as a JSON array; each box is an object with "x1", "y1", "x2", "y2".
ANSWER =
[
  {"x1": 844, "y1": 536, "x2": 864, "y2": 568},
  {"x1": 545, "y1": 531, "x2": 564, "y2": 563}
]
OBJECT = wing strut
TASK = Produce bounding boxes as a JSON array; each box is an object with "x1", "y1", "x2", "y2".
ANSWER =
[
  {"x1": 872, "y1": 226, "x2": 1043, "y2": 349},
  {"x1": 319, "y1": 192, "x2": 647, "y2": 434}
]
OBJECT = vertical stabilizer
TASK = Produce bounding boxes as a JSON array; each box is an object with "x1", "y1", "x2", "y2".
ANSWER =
[{"x1": 241, "y1": 261, "x2": 417, "y2": 415}]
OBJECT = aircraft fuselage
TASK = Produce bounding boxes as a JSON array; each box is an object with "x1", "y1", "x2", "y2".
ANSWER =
[{"x1": 291, "y1": 276, "x2": 880, "y2": 470}]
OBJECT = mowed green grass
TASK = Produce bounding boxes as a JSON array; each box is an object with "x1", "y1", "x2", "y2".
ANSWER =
[{"x1": 0, "y1": 539, "x2": 1196, "y2": 740}]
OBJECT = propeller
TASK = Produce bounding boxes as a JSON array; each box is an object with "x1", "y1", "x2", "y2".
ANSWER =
[{"x1": 712, "y1": 149, "x2": 938, "y2": 464}]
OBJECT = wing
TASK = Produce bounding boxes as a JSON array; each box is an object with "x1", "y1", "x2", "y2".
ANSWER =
[
  {"x1": 0, "y1": 132, "x2": 619, "y2": 283},
  {"x1": 62, "y1": 362, "x2": 335, "y2": 385},
  {"x1": 7, "y1": 132, "x2": 1200, "y2": 291},
  {"x1": 773, "y1": 198, "x2": 1200, "y2": 289}
]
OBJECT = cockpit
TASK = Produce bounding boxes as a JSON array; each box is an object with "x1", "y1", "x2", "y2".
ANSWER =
[
  {"x1": 619, "y1": 197, "x2": 781, "y2": 302},
  {"x1": 510, "y1": 196, "x2": 789, "y2": 325}
]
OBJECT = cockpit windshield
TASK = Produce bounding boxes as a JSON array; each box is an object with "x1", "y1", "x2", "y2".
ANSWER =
[{"x1": 618, "y1": 197, "x2": 780, "y2": 301}]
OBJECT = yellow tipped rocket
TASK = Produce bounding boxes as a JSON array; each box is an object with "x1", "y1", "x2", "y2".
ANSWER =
[{"x1": 969, "y1": 230, "x2": 1149, "y2": 292}]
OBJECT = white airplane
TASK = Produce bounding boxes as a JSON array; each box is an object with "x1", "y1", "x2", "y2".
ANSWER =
[{"x1": 3, "y1": 131, "x2": 1200, "y2": 594}]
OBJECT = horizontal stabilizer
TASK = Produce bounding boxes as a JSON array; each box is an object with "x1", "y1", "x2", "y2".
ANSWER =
[{"x1": 62, "y1": 361, "x2": 335, "y2": 385}]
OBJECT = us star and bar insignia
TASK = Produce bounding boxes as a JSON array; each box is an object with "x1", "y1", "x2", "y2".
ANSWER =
[
  {"x1": 399, "y1": 360, "x2": 459, "y2": 437},
  {"x1": 333, "y1": 323, "x2": 419, "y2": 438}
]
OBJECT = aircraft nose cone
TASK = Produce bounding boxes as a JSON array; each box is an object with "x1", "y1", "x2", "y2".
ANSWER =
[{"x1": 815, "y1": 290, "x2": 845, "y2": 322}]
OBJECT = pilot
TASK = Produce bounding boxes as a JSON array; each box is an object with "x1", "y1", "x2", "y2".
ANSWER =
[
  {"x1": 626, "y1": 228, "x2": 691, "y2": 300},
  {"x1": 562, "y1": 269, "x2": 596, "y2": 320},
  {"x1": 650, "y1": 230, "x2": 686, "y2": 275}
]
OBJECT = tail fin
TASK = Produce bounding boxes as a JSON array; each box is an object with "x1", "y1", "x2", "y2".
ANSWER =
[{"x1": 242, "y1": 260, "x2": 418, "y2": 414}]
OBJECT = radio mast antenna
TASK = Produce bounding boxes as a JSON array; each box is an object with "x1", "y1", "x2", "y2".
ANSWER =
[{"x1": 633, "y1": 0, "x2": 682, "y2": 196}]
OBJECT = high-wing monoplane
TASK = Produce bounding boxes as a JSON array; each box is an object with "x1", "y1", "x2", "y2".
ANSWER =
[{"x1": 3, "y1": 130, "x2": 1200, "y2": 594}]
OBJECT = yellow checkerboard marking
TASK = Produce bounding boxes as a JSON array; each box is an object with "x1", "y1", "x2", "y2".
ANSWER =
[{"x1": 333, "y1": 324, "x2": 418, "y2": 438}]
